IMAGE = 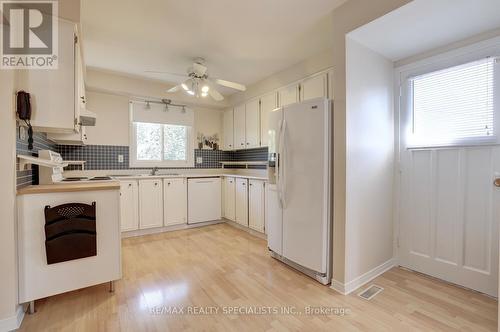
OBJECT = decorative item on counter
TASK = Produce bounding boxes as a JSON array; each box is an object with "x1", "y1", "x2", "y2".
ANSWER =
[
  {"x1": 197, "y1": 132, "x2": 205, "y2": 149},
  {"x1": 197, "y1": 133, "x2": 220, "y2": 150}
]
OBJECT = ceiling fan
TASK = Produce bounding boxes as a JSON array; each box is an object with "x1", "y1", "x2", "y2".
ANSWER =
[{"x1": 145, "y1": 57, "x2": 246, "y2": 101}]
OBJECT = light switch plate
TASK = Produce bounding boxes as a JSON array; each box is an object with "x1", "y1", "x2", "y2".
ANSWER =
[
  {"x1": 118, "y1": 155, "x2": 124, "y2": 163},
  {"x1": 196, "y1": 157, "x2": 203, "y2": 164},
  {"x1": 19, "y1": 126, "x2": 26, "y2": 140}
]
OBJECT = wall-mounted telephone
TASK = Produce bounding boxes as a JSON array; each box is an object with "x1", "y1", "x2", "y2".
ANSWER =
[{"x1": 16, "y1": 91, "x2": 33, "y2": 150}]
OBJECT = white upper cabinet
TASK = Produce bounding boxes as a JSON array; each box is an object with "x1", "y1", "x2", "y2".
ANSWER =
[
  {"x1": 139, "y1": 179, "x2": 163, "y2": 229},
  {"x1": 17, "y1": 19, "x2": 78, "y2": 133},
  {"x1": 223, "y1": 108, "x2": 234, "y2": 150},
  {"x1": 234, "y1": 104, "x2": 246, "y2": 150},
  {"x1": 328, "y1": 69, "x2": 334, "y2": 99},
  {"x1": 235, "y1": 178, "x2": 248, "y2": 226},
  {"x1": 278, "y1": 83, "x2": 299, "y2": 107},
  {"x1": 245, "y1": 98, "x2": 260, "y2": 148},
  {"x1": 120, "y1": 181, "x2": 139, "y2": 232},
  {"x1": 248, "y1": 180, "x2": 265, "y2": 233},
  {"x1": 224, "y1": 177, "x2": 236, "y2": 221},
  {"x1": 260, "y1": 92, "x2": 278, "y2": 147},
  {"x1": 163, "y1": 178, "x2": 187, "y2": 226},
  {"x1": 300, "y1": 73, "x2": 328, "y2": 101}
]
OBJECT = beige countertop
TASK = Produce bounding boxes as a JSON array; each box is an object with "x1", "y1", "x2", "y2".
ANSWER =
[
  {"x1": 111, "y1": 173, "x2": 268, "y2": 181},
  {"x1": 17, "y1": 181, "x2": 120, "y2": 195}
]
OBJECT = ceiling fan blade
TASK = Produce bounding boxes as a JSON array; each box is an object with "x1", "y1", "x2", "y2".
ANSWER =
[
  {"x1": 213, "y1": 78, "x2": 246, "y2": 91},
  {"x1": 206, "y1": 82, "x2": 224, "y2": 101},
  {"x1": 166, "y1": 85, "x2": 182, "y2": 93}
]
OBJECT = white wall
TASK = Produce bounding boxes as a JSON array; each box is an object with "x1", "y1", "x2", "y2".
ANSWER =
[
  {"x1": 0, "y1": 71, "x2": 21, "y2": 329},
  {"x1": 344, "y1": 37, "x2": 395, "y2": 287},
  {"x1": 86, "y1": 90, "x2": 223, "y2": 147}
]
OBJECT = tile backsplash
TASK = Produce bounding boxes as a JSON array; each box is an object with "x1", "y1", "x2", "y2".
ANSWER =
[
  {"x1": 16, "y1": 127, "x2": 268, "y2": 188},
  {"x1": 16, "y1": 127, "x2": 58, "y2": 189}
]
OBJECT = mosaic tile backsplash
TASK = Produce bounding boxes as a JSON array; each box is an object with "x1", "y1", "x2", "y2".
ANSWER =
[
  {"x1": 58, "y1": 145, "x2": 268, "y2": 170},
  {"x1": 16, "y1": 127, "x2": 58, "y2": 189},
  {"x1": 16, "y1": 126, "x2": 268, "y2": 188}
]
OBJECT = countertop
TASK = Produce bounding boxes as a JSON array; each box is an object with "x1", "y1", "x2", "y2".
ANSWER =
[
  {"x1": 17, "y1": 181, "x2": 120, "y2": 195},
  {"x1": 111, "y1": 173, "x2": 268, "y2": 181}
]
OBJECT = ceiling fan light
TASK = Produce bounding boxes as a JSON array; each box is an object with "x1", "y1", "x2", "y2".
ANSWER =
[
  {"x1": 201, "y1": 92, "x2": 208, "y2": 97},
  {"x1": 187, "y1": 90, "x2": 195, "y2": 96},
  {"x1": 181, "y1": 83, "x2": 189, "y2": 91},
  {"x1": 201, "y1": 85, "x2": 209, "y2": 93}
]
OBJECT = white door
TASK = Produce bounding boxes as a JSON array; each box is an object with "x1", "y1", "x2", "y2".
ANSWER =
[
  {"x1": 120, "y1": 181, "x2": 139, "y2": 231},
  {"x1": 223, "y1": 108, "x2": 234, "y2": 150},
  {"x1": 278, "y1": 84, "x2": 299, "y2": 107},
  {"x1": 139, "y1": 179, "x2": 163, "y2": 229},
  {"x1": 398, "y1": 59, "x2": 500, "y2": 296},
  {"x1": 234, "y1": 104, "x2": 246, "y2": 150},
  {"x1": 224, "y1": 177, "x2": 236, "y2": 221},
  {"x1": 245, "y1": 99, "x2": 260, "y2": 148},
  {"x1": 188, "y1": 178, "x2": 221, "y2": 223},
  {"x1": 249, "y1": 180, "x2": 265, "y2": 232},
  {"x1": 300, "y1": 73, "x2": 327, "y2": 101},
  {"x1": 260, "y1": 92, "x2": 278, "y2": 147},
  {"x1": 281, "y1": 98, "x2": 331, "y2": 274},
  {"x1": 400, "y1": 148, "x2": 500, "y2": 296},
  {"x1": 164, "y1": 178, "x2": 187, "y2": 226},
  {"x1": 235, "y1": 178, "x2": 248, "y2": 226}
]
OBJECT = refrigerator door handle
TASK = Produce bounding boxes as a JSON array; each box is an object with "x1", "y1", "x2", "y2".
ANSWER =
[
  {"x1": 280, "y1": 119, "x2": 287, "y2": 208},
  {"x1": 276, "y1": 119, "x2": 283, "y2": 209}
]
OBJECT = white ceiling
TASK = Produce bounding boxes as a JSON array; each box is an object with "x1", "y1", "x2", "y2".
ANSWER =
[
  {"x1": 81, "y1": 0, "x2": 346, "y2": 96},
  {"x1": 348, "y1": 0, "x2": 500, "y2": 62}
]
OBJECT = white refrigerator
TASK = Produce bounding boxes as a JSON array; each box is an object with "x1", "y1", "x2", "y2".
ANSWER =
[{"x1": 266, "y1": 97, "x2": 332, "y2": 285}]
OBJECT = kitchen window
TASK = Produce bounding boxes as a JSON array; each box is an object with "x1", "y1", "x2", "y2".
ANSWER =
[
  {"x1": 130, "y1": 101, "x2": 194, "y2": 167},
  {"x1": 407, "y1": 57, "x2": 499, "y2": 148}
]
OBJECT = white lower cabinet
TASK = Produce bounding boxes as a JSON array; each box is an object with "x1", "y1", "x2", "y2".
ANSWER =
[
  {"x1": 139, "y1": 179, "x2": 164, "y2": 229},
  {"x1": 235, "y1": 178, "x2": 249, "y2": 226},
  {"x1": 248, "y1": 180, "x2": 265, "y2": 232},
  {"x1": 120, "y1": 181, "x2": 139, "y2": 231},
  {"x1": 164, "y1": 178, "x2": 187, "y2": 226},
  {"x1": 224, "y1": 177, "x2": 236, "y2": 221}
]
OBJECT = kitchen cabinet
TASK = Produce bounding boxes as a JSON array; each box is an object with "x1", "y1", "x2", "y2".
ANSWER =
[
  {"x1": 248, "y1": 180, "x2": 265, "y2": 233},
  {"x1": 300, "y1": 73, "x2": 328, "y2": 101},
  {"x1": 278, "y1": 83, "x2": 299, "y2": 107},
  {"x1": 17, "y1": 19, "x2": 80, "y2": 133},
  {"x1": 234, "y1": 104, "x2": 246, "y2": 149},
  {"x1": 224, "y1": 177, "x2": 236, "y2": 221},
  {"x1": 138, "y1": 179, "x2": 163, "y2": 229},
  {"x1": 47, "y1": 125, "x2": 88, "y2": 145},
  {"x1": 120, "y1": 181, "x2": 139, "y2": 231},
  {"x1": 235, "y1": 178, "x2": 248, "y2": 226},
  {"x1": 328, "y1": 69, "x2": 334, "y2": 99},
  {"x1": 260, "y1": 92, "x2": 278, "y2": 147},
  {"x1": 164, "y1": 178, "x2": 187, "y2": 226},
  {"x1": 223, "y1": 108, "x2": 234, "y2": 150},
  {"x1": 245, "y1": 98, "x2": 260, "y2": 148}
]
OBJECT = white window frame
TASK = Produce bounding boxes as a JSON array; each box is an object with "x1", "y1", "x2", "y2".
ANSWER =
[
  {"x1": 397, "y1": 37, "x2": 500, "y2": 150},
  {"x1": 129, "y1": 103, "x2": 195, "y2": 168}
]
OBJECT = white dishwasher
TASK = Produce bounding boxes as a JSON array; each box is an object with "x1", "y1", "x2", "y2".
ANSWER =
[{"x1": 187, "y1": 177, "x2": 222, "y2": 224}]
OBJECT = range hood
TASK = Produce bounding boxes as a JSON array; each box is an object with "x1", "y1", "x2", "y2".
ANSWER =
[{"x1": 79, "y1": 109, "x2": 97, "y2": 126}]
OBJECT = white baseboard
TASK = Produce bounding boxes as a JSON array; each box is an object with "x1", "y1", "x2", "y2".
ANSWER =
[
  {"x1": 331, "y1": 258, "x2": 396, "y2": 295},
  {"x1": 0, "y1": 305, "x2": 25, "y2": 332},
  {"x1": 224, "y1": 219, "x2": 267, "y2": 240},
  {"x1": 121, "y1": 220, "x2": 225, "y2": 238}
]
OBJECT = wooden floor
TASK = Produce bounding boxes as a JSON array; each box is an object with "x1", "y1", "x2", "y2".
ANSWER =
[{"x1": 20, "y1": 223, "x2": 497, "y2": 331}]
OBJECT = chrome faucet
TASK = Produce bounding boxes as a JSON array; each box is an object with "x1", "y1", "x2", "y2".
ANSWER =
[{"x1": 151, "y1": 167, "x2": 159, "y2": 176}]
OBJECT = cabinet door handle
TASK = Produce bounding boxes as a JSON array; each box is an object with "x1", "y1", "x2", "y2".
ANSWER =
[
  {"x1": 155, "y1": 182, "x2": 158, "y2": 186},
  {"x1": 246, "y1": 142, "x2": 249, "y2": 145},
  {"x1": 128, "y1": 183, "x2": 132, "y2": 187}
]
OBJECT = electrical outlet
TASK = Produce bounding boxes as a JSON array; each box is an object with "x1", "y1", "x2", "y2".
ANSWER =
[
  {"x1": 19, "y1": 126, "x2": 26, "y2": 140},
  {"x1": 118, "y1": 155, "x2": 124, "y2": 163},
  {"x1": 196, "y1": 157, "x2": 203, "y2": 164}
]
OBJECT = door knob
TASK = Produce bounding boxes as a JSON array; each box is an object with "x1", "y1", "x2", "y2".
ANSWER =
[{"x1": 494, "y1": 178, "x2": 500, "y2": 187}]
